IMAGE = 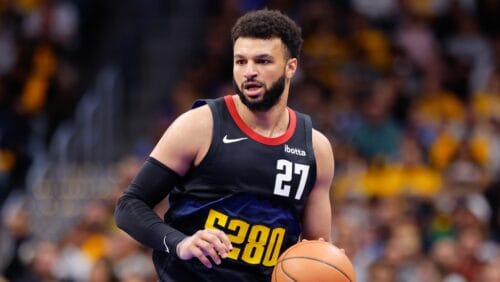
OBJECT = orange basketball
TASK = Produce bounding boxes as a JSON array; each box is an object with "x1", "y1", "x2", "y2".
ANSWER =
[{"x1": 272, "y1": 240, "x2": 355, "y2": 282}]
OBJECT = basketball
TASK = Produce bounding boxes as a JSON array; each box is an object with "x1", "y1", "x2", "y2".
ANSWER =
[{"x1": 272, "y1": 240, "x2": 355, "y2": 282}]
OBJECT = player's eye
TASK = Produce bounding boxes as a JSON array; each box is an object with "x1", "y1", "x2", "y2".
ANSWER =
[
  {"x1": 257, "y1": 59, "x2": 272, "y2": 65},
  {"x1": 235, "y1": 59, "x2": 246, "y2": 65}
]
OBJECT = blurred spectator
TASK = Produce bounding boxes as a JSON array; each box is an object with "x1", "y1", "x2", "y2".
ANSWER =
[
  {"x1": 395, "y1": 12, "x2": 440, "y2": 74},
  {"x1": 289, "y1": 78, "x2": 333, "y2": 135},
  {"x1": 348, "y1": 12, "x2": 392, "y2": 72},
  {"x1": 430, "y1": 237, "x2": 467, "y2": 281},
  {"x1": 298, "y1": 0, "x2": 350, "y2": 88},
  {"x1": 22, "y1": 0, "x2": 79, "y2": 51},
  {"x1": 445, "y1": 10, "x2": 493, "y2": 94},
  {"x1": 351, "y1": 79, "x2": 401, "y2": 162},
  {"x1": 367, "y1": 258, "x2": 397, "y2": 282},
  {"x1": 0, "y1": 195, "x2": 34, "y2": 281},
  {"x1": 454, "y1": 225, "x2": 488, "y2": 281},
  {"x1": 443, "y1": 139, "x2": 490, "y2": 194},
  {"x1": 382, "y1": 219, "x2": 424, "y2": 281},
  {"x1": 105, "y1": 230, "x2": 155, "y2": 281},
  {"x1": 408, "y1": 259, "x2": 442, "y2": 282},
  {"x1": 350, "y1": 0, "x2": 397, "y2": 22},
  {"x1": 479, "y1": 255, "x2": 500, "y2": 282},
  {"x1": 88, "y1": 257, "x2": 119, "y2": 282},
  {"x1": 360, "y1": 134, "x2": 442, "y2": 198}
]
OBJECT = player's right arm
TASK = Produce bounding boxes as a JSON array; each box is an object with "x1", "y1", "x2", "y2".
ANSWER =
[{"x1": 114, "y1": 105, "x2": 232, "y2": 268}]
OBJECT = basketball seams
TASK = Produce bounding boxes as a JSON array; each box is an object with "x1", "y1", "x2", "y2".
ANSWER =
[
  {"x1": 279, "y1": 256, "x2": 352, "y2": 282},
  {"x1": 277, "y1": 260, "x2": 297, "y2": 282}
]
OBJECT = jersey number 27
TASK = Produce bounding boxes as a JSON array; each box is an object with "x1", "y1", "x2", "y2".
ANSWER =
[{"x1": 273, "y1": 159, "x2": 310, "y2": 200}]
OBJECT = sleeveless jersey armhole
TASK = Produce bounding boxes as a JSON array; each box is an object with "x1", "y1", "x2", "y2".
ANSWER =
[
  {"x1": 303, "y1": 114, "x2": 317, "y2": 181},
  {"x1": 192, "y1": 99, "x2": 221, "y2": 170}
]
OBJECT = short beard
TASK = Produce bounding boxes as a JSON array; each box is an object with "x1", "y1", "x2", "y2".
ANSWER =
[{"x1": 233, "y1": 75, "x2": 286, "y2": 112}]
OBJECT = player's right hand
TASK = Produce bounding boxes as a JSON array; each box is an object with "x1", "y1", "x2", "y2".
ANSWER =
[{"x1": 176, "y1": 228, "x2": 233, "y2": 268}]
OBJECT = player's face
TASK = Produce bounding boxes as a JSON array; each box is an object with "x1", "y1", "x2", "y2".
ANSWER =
[{"x1": 233, "y1": 37, "x2": 297, "y2": 112}]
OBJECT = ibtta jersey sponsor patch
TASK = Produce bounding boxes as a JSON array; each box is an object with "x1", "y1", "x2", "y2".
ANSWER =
[{"x1": 284, "y1": 144, "x2": 306, "y2": 156}]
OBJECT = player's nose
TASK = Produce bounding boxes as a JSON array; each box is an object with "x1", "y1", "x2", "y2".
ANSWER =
[{"x1": 244, "y1": 62, "x2": 257, "y2": 79}]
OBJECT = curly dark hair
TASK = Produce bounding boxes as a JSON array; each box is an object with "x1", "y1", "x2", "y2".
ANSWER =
[{"x1": 231, "y1": 9, "x2": 303, "y2": 59}]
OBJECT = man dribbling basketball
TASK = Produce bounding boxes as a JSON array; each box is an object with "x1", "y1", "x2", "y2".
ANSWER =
[{"x1": 115, "y1": 9, "x2": 335, "y2": 281}]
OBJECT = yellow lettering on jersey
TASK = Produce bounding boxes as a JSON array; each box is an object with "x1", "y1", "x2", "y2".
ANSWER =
[
  {"x1": 204, "y1": 209, "x2": 286, "y2": 266},
  {"x1": 242, "y1": 224, "x2": 269, "y2": 264},
  {"x1": 205, "y1": 209, "x2": 228, "y2": 229},
  {"x1": 262, "y1": 227, "x2": 285, "y2": 266},
  {"x1": 226, "y1": 219, "x2": 249, "y2": 260}
]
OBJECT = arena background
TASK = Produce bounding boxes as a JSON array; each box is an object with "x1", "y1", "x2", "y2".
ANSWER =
[{"x1": 0, "y1": 0, "x2": 499, "y2": 281}]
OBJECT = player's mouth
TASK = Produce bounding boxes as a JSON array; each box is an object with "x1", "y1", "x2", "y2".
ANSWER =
[{"x1": 243, "y1": 81, "x2": 264, "y2": 97}]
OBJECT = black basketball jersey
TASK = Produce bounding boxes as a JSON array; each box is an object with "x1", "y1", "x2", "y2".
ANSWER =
[{"x1": 153, "y1": 95, "x2": 317, "y2": 281}]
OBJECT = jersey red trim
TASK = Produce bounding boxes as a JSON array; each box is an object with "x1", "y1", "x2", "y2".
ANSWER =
[{"x1": 224, "y1": 95, "x2": 296, "y2": 146}]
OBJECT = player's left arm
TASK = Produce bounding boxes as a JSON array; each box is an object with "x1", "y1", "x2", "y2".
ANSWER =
[{"x1": 301, "y1": 129, "x2": 334, "y2": 242}]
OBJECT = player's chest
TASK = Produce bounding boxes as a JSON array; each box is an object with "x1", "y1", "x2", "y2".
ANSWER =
[{"x1": 210, "y1": 141, "x2": 314, "y2": 200}]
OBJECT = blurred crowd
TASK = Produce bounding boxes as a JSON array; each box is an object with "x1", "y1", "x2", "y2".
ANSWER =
[
  {"x1": 1, "y1": 155, "x2": 158, "y2": 281},
  {"x1": 0, "y1": 0, "x2": 81, "y2": 208},
  {"x1": 2, "y1": 0, "x2": 500, "y2": 281}
]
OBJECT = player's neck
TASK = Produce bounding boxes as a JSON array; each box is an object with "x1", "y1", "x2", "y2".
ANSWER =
[{"x1": 234, "y1": 95, "x2": 290, "y2": 138}]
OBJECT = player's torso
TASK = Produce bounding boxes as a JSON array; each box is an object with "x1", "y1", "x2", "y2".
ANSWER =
[
  {"x1": 182, "y1": 96, "x2": 316, "y2": 201},
  {"x1": 158, "y1": 96, "x2": 317, "y2": 280}
]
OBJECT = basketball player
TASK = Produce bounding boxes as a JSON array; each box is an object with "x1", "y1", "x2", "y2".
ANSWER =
[{"x1": 115, "y1": 9, "x2": 335, "y2": 281}]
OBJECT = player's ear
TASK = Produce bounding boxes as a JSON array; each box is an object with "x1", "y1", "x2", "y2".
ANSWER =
[{"x1": 285, "y1": 58, "x2": 297, "y2": 79}]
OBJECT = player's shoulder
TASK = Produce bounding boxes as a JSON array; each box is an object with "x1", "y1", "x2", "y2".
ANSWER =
[
  {"x1": 312, "y1": 129, "x2": 332, "y2": 151},
  {"x1": 175, "y1": 103, "x2": 212, "y2": 125},
  {"x1": 311, "y1": 129, "x2": 335, "y2": 179},
  {"x1": 167, "y1": 103, "x2": 213, "y2": 137}
]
